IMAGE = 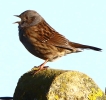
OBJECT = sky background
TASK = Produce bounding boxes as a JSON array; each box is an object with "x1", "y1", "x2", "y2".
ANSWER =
[{"x1": 0, "y1": 0, "x2": 106, "y2": 97}]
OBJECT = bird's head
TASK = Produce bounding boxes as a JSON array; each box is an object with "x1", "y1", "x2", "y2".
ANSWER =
[{"x1": 14, "y1": 10, "x2": 43, "y2": 28}]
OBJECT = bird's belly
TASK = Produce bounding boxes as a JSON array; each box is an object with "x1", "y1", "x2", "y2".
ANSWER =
[
  {"x1": 21, "y1": 39, "x2": 72, "y2": 61},
  {"x1": 48, "y1": 49, "x2": 72, "y2": 62}
]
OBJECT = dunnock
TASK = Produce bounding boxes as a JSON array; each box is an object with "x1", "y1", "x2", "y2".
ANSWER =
[{"x1": 14, "y1": 10, "x2": 102, "y2": 72}]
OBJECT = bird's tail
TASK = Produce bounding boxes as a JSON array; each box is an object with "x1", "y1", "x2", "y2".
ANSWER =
[{"x1": 69, "y1": 42, "x2": 102, "y2": 51}]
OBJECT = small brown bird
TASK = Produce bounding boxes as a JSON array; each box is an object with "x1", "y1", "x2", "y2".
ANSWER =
[{"x1": 14, "y1": 10, "x2": 102, "y2": 72}]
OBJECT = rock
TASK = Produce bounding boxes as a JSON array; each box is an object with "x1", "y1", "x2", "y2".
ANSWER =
[{"x1": 13, "y1": 68, "x2": 106, "y2": 100}]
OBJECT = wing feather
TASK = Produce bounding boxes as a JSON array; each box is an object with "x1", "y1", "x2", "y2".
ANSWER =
[{"x1": 36, "y1": 20, "x2": 73, "y2": 50}]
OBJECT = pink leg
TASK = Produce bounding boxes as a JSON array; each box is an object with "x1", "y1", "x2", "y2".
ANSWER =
[
  {"x1": 38, "y1": 59, "x2": 48, "y2": 70},
  {"x1": 33, "y1": 59, "x2": 49, "y2": 74}
]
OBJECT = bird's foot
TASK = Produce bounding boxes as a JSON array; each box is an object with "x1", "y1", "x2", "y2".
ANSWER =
[
  {"x1": 31, "y1": 65, "x2": 49, "y2": 74},
  {"x1": 31, "y1": 59, "x2": 49, "y2": 74}
]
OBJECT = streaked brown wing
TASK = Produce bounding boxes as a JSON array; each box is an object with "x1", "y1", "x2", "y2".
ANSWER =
[{"x1": 36, "y1": 20, "x2": 73, "y2": 50}]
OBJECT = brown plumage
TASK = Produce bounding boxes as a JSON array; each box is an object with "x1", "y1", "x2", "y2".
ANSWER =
[{"x1": 14, "y1": 10, "x2": 102, "y2": 71}]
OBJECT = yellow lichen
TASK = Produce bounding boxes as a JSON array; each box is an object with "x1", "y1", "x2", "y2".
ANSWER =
[
  {"x1": 88, "y1": 88, "x2": 103, "y2": 100},
  {"x1": 55, "y1": 95, "x2": 59, "y2": 100}
]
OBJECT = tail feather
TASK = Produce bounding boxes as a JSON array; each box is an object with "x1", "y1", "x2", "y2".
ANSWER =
[{"x1": 69, "y1": 42, "x2": 102, "y2": 51}]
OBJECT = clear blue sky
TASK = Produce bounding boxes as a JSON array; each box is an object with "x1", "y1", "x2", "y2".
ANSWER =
[{"x1": 0, "y1": 0, "x2": 106, "y2": 97}]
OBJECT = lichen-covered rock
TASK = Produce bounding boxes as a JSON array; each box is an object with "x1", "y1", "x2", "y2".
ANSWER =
[
  {"x1": 13, "y1": 68, "x2": 106, "y2": 100},
  {"x1": 47, "y1": 71, "x2": 106, "y2": 100}
]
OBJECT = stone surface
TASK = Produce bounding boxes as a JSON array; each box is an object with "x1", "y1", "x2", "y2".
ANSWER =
[{"x1": 13, "y1": 68, "x2": 106, "y2": 100}]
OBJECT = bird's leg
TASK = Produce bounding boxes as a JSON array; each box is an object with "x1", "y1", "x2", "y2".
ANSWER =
[
  {"x1": 32, "y1": 59, "x2": 49, "y2": 74},
  {"x1": 37, "y1": 59, "x2": 49, "y2": 70}
]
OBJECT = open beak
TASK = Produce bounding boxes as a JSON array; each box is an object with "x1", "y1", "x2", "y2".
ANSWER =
[{"x1": 14, "y1": 15, "x2": 20, "y2": 24}]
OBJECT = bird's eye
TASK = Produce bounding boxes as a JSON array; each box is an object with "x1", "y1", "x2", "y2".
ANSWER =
[{"x1": 26, "y1": 16, "x2": 28, "y2": 20}]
